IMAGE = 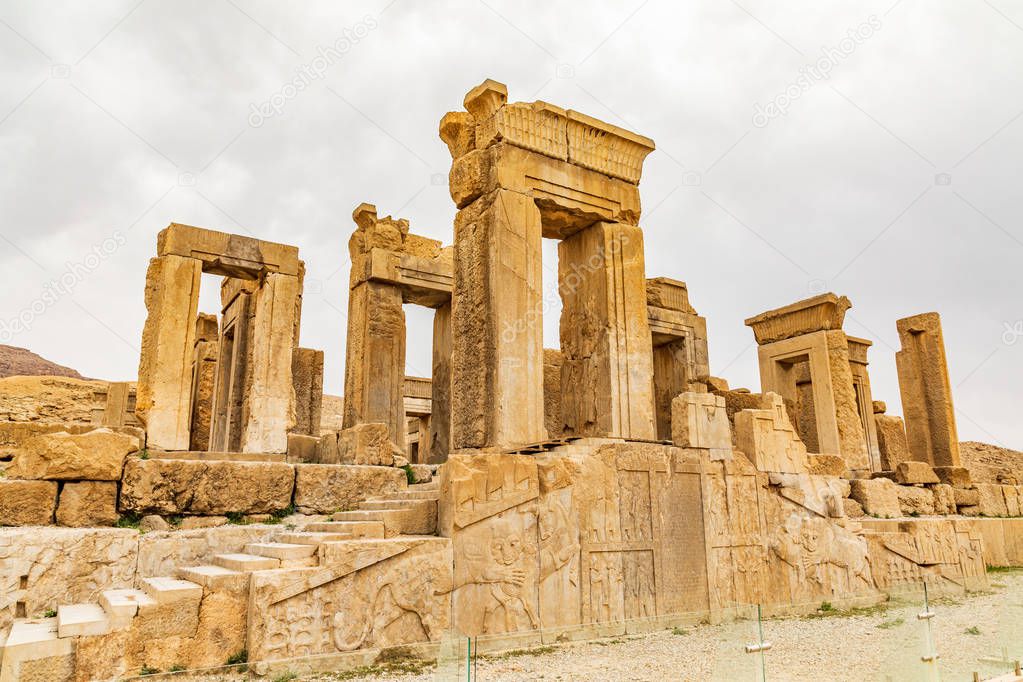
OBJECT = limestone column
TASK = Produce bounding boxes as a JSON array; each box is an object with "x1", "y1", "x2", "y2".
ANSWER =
[
  {"x1": 451, "y1": 188, "x2": 545, "y2": 449},
  {"x1": 241, "y1": 272, "x2": 298, "y2": 453},
  {"x1": 342, "y1": 281, "x2": 407, "y2": 452},
  {"x1": 429, "y1": 302, "x2": 452, "y2": 461},
  {"x1": 135, "y1": 255, "x2": 202, "y2": 451},
  {"x1": 558, "y1": 222, "x2": 655, "y2": 440},
  {"x1": 189, "y1": 313, "x2": 219, "y2": 451},
  {"x1": 896, "y1": 312, "x2": 960, "y2": 467}
]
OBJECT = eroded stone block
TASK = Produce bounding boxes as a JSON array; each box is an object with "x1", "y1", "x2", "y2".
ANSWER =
[
  {"x1": 293, "y1": 464, "x2": 406, "y2": 514},
  {"x1": 895, "y1": 461, "x2": 939, "y2": 485},
  {"x1": 0, "y1": 480, "x2": 57, "y2": 526},
  {"x1": 9, "y1": 428, "x2": 139, "y2": 481},
  {"x1": 671, "y1": 393, "x2": 730, "y2": 452},
  {"x1": 849, "y1": 478, "x2": 901, "y2": 518},
  {"x1": 55, "y1": 482, "x2": 118, "y2": 527}
]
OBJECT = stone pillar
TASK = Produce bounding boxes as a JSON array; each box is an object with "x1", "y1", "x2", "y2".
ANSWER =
[
  {"x1": 292, "y1": 348, "x2": 324, "y2": 437},
  {"x1": 241, "y1": 272, "x2": 298, "y2": 453},
  {"x1": 847, "y1": 336, "x2": 881, "y2": 471},
  {"x1": 451, "y1": 188, "x2": 545, "y2": 449},
  {"x1": 136, "y1": 255, "x2": 202, "y2": 451},
  {"x1": 558, "y1": 222, "x2": 655, "y2": 440},
  {"x1": 342, "y1": 281, "x2": 407, "y2": 452},
  {"x1": 429, "y1": 302, "x2": 452, "y2": 462},
  {"x1": 189, "y1": 313, "x2": 219, "y2": 451},
  {"x1": 896, "y1": 312, "x2": 960, "y2": 467},
  {"x1": 102, "y1": 382, "x2": 131, "y2": 428}
]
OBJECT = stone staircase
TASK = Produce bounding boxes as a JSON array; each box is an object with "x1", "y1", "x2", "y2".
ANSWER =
[{"x1": 0, "y1": 481, "x2": 442, "y2": 679}]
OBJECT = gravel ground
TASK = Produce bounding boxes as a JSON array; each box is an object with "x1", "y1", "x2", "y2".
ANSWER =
[{"x1": 158, "y1": 571, "x2": 1023, "y2": 682}]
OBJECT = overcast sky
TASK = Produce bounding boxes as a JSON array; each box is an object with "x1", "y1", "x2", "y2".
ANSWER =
[{"x1": 1, "y1": 0, "x2": 1021, "y2": 448}]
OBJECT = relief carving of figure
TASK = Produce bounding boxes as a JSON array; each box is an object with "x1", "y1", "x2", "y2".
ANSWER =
[{"x1": 539, "y1": 497, "x2": 579, "y2": 584}]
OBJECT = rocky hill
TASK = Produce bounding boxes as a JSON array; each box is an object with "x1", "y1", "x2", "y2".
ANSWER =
[
  {"x1": 960, "y1": 441, "x2": 1023, "y2": 484},
  {"x1": 0, "y1": 345, "x2": 83, "y2": 379}
]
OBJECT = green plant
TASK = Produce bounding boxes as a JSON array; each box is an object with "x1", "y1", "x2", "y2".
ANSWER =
[
  {"x1": 166, "y1": 515, "x2": 183, "y2": 527},
  {"x1": 226, "y1": 650, "x2": 248, "y2": 666},
  {"x1": 43, "y1": 609, "x2": 57, "y2": 618},
  {"x1": 876, "y1": 617, "x2": 904, "y2": 629},
  {"x1": 267, "y1": 505, "x2": 295, "y2": 525},
  {"x1": 116, "y1": 512, "x2": 143, "y2": 530},
  {"x1": 139, "y1": 449, "x2": 149, "y2": 460},
  {"x1": 402, "y1": 463, "x2": 415, "y2": 485},
  {"x1": 272, "y1": 673, "x2": 297, "y2": 682},
  {"x1": 965, "y1": 626, "x2": 981, "y2": 635},
  {"x1": 139, "y1": 666, "x2": 160, "y2": 676},
  {"x1": 169, "y1": 665, "x2": 186, "y2": 672},
  {"x1": 226, "y1": 512, "x2": 247, "y2": 525},
  {"x1": 819, "y1": 601, "x2": 834, "y2": 613},
  {"x1": 671, "y1": 626, "x2": 688, "y2": 636}
]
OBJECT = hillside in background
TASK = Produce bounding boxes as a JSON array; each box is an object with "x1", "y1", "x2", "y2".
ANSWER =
[{"x1": 0, "y1": 345, "x2": 84, "y2": 380}]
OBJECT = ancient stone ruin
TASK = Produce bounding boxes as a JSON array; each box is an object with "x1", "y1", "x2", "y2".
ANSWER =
[{"x1": 0, "y1": 78, "x2": 1021, "y2": 680}]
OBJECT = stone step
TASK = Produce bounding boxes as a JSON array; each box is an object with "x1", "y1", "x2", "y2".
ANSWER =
[
  {"x1": 360, "y1": 498, "x2": 435, "y2": 511},
  {"x1": 410, "y1": 480, "x2": 439, "y2": 491},
  {"x1": 391, "y1": 489, "x2": 441, "y2": 501},
  {"x1": 141, "y1": 577, "x2": 203, "y2": 604},
  {"x1": 56, "y1": 603, "x2": 109, "y2": 638},
  {"x1": 177, "y1": 564, "x2": 248, "y2": 590},
  {"x1": 330, "y1": 506, "x2": 436, "y2": 537},
  {"x1": 99, "y1": 589, "x2": 154, "y2": 625},
  {"x1": 277, "y1": 531, "x2": 354, "y2": 546},
  {"x1": 304, "y1": 520, "x2": 386, "y2": 538},
  {"x1": 245, "y1": 542, "x2": 317, "y2": 560},
  {"x1": 1, "y1": 618, "x2": 72, "y2": 664},
  {"x1": 148, "y1": 450, "x2": 287, "y2": 463},
  {"x1": 213, "y1": 553, "x2": 280, "y2": 572}
]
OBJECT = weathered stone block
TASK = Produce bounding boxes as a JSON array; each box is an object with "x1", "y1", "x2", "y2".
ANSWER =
[
  {"x1": 1003, "y1": 485, "x2": 1022, "y2": 517},
  {"x1": 931, "y1": 484, "x2": 956, "y2": 515},
  {"x1": 897, "y1": 485, "x2": 935, "y2": 516},
  {"x1": 293, "y1": 464, "x2": 406, "y2": 514},
  {"x1": 286, "y1": 433, "x2": 319, "y2": 463},
  {"x1": 0, "y1": 480, "x2": 57, "y2": 526},
  {"x1": 875, "y1": 414, "x2": 910, "y2": 471},
  {"x1": 55, "y1": 482, "x2": 118, "y2": 527},
  {"x1": 9, "y1": 428, "x2": 139, "y2": 481},
  {"x1": 849, "y1": 478, "x2": 901, "y2": 518},
  {"x1": 807, "y1": 454, "x2": 847, "y2": 477},
  {"x1": 976, "y1": 483, "x2": 1009, "y2": 517},
  {"x1": 671, "y1": 393, "x2": 730, "y2": 451},
  {"x1": 895, "y1": 461, "x2": 939, "y2": 485},
  {"x1": 933, "y1": 466, "x2": 972, "y2": 488},
  {"x1": 843, "y1": 497, "x2": 865, "y2": 518},
  {"x1": 953, "y1": 487, "x2": 979, "y2": 507},
  {"x1": 337, "y1": 423, "x2": 401, "y2": 466},
  {"x1": 119, "y1": 458, "x2": 294, "y2": 515}
]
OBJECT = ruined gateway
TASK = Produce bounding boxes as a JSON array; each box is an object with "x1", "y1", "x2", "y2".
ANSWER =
[{"x1": 0, "y1": 79, "x2": 1019, "y2": 680}]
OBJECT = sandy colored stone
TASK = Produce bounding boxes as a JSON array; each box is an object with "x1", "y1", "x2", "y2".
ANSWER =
[
  {"x1": 559, "y1": 221, "x2": 655, "y2": 440},
  {"x1": 896, "y1": 312, "x2": 960, "y2": 467},
  {"x1": 409, "y1": 464, "x2": 433, "y2": 484},
  {"x1": 55, "y1": 481, "x2": 118, "y2": 527},
  {"x1": 178, "y1": 516, "x2": 228, "y2": 530},
  {"x1": 0, "y1": 528, "x2": 137, "y2": 632},
  {"x1": 429, "y1": 301, "x2": 452, "y2": 463},
  {"x1": 9, "y1": 427, "x2": 138, "y2": 481},
  {"x1": 119, "y1": 458, "x2": 294, "y2": 515},
  {"x1": 976, "y1": 483, "x2": 1009, "y2": 517},
  {"x1": 337, "y1": 422, "x2": 401, "y2": 466},
  {"x1": 895, "y1": 461, "x2": 939, "y2": 485},
  {"x1": 734, "y1": 392, "x2": 808, "y2": 473},
  {"x1": 451, "y1": 188, "x2": 545, "y2": 449},
  {"x1": 543, "y1": 348, "x2": 565, "y2": 440},
  {"x1": 896, "y1": 485, "x2": 935, "y2": 516},
  {"x1": 1003, "y1": 485, "x2": 1022, "y2": 517},
  {"x1": 849, "y1": 478, "x2": 901, "y2": 518},
  {"x1": 135, "y1": 525, "x2": 277, "y2": 578},
  {"x1": 843, "y1": 497, "x2": 865, "y2": 518},
  {"x1": 292, "y1": 347, "x2": 324, "y2": 437},
  {"x1": 954, "y1": 488, "x2": 980, "y2": 507},
  {"x1": 0, "y1": 480, "x2": 57, "y2": 526},
  {"x1": 671, "y1": 393, "x2": 729, "y2": 455},
  {"x1": 931, "y1": 483, "x2": 956, "y2": 515},
  {"x1": 874, "y1": 414, "x2": 910, "y2": 471},
  {"x1": 320, "y1": 394, "x2": 344, "y2": 433},
  {"x1": 807, "y1": 454, "x2": 847, "y2": 477},
  {"x1": 293, "y1": 463, "x2": 406, "y2": 514},
  {"x1": 136, "y1": 254, "x2": 202, "y2": 451},
  {"x1": 933, "y1": 466, "x2": 972, "y2": 487},
  {"x1": 139, "y1": 515, "x2": 170, "y2": 532},
  {"x1": 744, "y1": 293, "x2": 851, "y2": 345},
  {"x1": 0, "y1": 376, "x2": 108, "y2": 425}
]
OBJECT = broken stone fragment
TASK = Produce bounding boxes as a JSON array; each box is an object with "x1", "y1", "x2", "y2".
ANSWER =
[{"x1": 9, "y1": 428, "x2": 139, "y2": 481}]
